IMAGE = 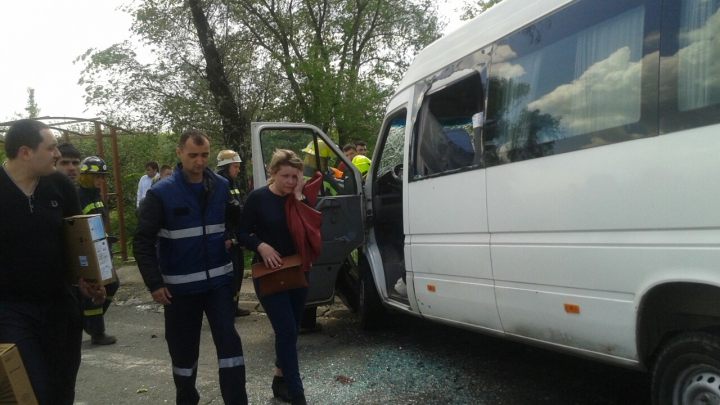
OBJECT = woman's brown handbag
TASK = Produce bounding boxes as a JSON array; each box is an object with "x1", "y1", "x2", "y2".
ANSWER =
[{"x1": 251, "y1": 254, "x2": 308, "y2": 297}]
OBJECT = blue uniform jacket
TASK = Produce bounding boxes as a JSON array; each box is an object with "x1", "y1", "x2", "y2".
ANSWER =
[{"x1": 133, "y1": 164, "x2": 238, "y2": 295}]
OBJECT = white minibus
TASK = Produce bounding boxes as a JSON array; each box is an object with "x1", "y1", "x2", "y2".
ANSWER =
[{"x1": 250, "y1": 0, "x2": 720, "y2": 403}]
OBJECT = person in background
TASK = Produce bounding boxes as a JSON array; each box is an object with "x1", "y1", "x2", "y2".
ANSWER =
[
  {"x1": 354, "y1": 140, "x2": 368, "y2": 156},
  {"x1": 56, "y1": 142, "x2": 81, "y2": 182},
  {"x1": 134, "y1": 129, "x2": 248, "y2": 405},
  {"x1": 351, "y1": 154, "x2": 372, "y2": 180},
  {"x1": 136, "y1": 161, "x2": 159, "y2": 207},
  {"x1": 237, "y1": 149, "x2": 318, "y2": 405},
  {"x1": 336, "y1": 144, "x2": 356, "y2": 172},
  {"x1": 216, "y1": 150, "x2": 251, "y2": 317},
  {"x1": 0, "y1": 119, "x2": 105, "y2": 405},
  {"x1": 77, "y1": 156, "x2": 120, "y2": 345},
  {"x1": 153, "y1": 164, "x2": 173, "y2": 185}
]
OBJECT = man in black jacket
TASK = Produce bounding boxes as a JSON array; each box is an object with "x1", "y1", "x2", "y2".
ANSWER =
[{"x1": 0, "y1": 119, "x2": 105, "y2": 405}]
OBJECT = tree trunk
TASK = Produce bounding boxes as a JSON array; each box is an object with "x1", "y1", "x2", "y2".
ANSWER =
[{"x1": 187, "y1": 0, "x2": 250, "y2": 193}]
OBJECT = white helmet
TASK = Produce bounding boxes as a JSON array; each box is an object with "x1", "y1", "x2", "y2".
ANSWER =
[{"x1": 217, "y1": 150, "x2": 242, "y2": 167}]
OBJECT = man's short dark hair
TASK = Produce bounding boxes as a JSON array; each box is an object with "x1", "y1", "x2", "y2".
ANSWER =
[
  {"x1": 57, "y1": 142, "x2": 81, "y2": 159},
  {"x1": 4, "y1": 119, "x2": 50, "y2": 159},
  {"x1": 178, "y1": 129, "x2": 209, "y2": 148},
  {"x1": 160, "y1": 164, "x2": 172, "y2": 172},
  {"x1": 353, "y1": 140, "x2": 366, "y2": 147},
  {"x1": 343, "y1": 144, "x2": 356, "y2": 152},
  {"x1": 144, "y1": 161, "x2": 159, "y2": 171}
]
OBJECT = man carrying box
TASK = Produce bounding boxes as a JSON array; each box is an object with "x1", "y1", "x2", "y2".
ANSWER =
[{"x1": 0, "y1": 119, "x2": 106, "y2": 405}]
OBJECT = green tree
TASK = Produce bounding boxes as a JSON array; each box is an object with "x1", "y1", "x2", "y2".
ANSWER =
[
  {"x1": 24, "y1": 88, "x2": 41, "y2": 118},
  {"x1": 76, "y1": 0, "x2": 443, "y2": 173},
  {"x1": 459, "y1": 0, "x2": 503, "y2": 21},
  {"x1": 232, "y1": 0, "x2": 443, "y2": 146}
]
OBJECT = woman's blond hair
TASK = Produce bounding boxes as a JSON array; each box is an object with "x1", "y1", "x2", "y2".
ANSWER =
[{"x1": 266, "y1": 149, "x2": 303, "y2": 184}]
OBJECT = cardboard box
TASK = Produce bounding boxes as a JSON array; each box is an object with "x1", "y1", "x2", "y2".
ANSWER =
[
  {"x1": 0, "y1": 344, "x2": 37, "y2": 405},
  {"x1": 63, "y1": 214, "x2": 116, "y2": 285}
]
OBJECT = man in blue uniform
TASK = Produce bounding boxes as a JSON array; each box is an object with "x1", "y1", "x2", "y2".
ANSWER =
[{"x1": 133, "y1": 129, "x2": 248, "y2": 405}]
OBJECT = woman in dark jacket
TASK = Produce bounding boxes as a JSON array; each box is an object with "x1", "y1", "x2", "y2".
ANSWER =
[{"x1": 237, "y1": 149, "x2": 310, "y2": 405}]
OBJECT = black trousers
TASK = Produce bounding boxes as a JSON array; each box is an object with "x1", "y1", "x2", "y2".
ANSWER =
[{"x1": 0, "y1": 288, "x2": 83, "y2": 405}]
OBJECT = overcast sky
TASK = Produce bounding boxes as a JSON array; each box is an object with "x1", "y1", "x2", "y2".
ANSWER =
[{"x1": 0, "y1": 0, "x2": 469, "y2": 122}]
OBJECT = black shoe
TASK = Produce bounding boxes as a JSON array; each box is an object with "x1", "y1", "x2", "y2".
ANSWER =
[
  {"x1": 91, "y1": 333, "x2": 117, "y2": 345},
  {"x1": 290, "y1": 393, "x2": 307, "y2": 405},
  {"x1": 234, "y1": 307, "x2": 251, "y2": 317},
  {"x1": 272, "y1": 376, "x2": 291, "y2": 402},
  {"x1": 298, "y1": 322, "x2": 322, "y2": 335}
]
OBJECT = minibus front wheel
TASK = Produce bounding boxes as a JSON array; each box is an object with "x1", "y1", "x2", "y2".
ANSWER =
[{"x1": 652, "y1": 332, "x2": 720, "y2": 405}]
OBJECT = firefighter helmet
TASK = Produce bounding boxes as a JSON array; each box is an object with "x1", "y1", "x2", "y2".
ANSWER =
[
  {"x1": 217, "y1": 150, "x2": 242, "y2": 167},
  {"x1": 301, "y1": 140, "x2": 332, "y2": 158},
  {"x1": 351, "y1": 155, "x2": 371, "y2": 178},
  {"x1": 80, "y1": 156, "x2": 109, "y2": 174}
]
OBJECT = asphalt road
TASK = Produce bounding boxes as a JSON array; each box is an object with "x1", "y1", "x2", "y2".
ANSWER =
[{"x1": 73, "y1": 266, "x2": 652, "y2": 404}]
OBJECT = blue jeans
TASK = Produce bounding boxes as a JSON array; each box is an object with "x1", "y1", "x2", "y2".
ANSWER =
[
  {"x1": 253, "y1": 273, "x2": 310, "y2": 397},
  {"x1": 0, "y1": 289, "x2": 82, "y2": 405},
  {"x1": 163, "y1": 283, "x2": 247, "y2": 405}
]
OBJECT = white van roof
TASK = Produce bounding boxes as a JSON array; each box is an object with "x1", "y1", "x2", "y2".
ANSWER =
[{"x1": 394, "y1": 0, "x2": 570, "y2": 96}]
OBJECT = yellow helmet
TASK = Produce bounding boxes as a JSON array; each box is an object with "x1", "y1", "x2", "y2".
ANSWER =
[
  {"x1": 351, "y1": 155, "x2": 371, "y2": 178},
  {"x1": 301, "y1": 140, "x2": 332, "y2": 158}
]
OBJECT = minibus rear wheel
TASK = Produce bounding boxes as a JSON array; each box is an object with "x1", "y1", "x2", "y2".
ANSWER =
[{"x1": 652, "y1": 332, "x2": 720, "y2": 405}]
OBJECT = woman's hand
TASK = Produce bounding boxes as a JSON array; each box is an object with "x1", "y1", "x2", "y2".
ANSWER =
[
  {"x1": 294, "y1": 169, "x2": 306, "y2": 200},
  {"x1": 258, "y1": 242, "x2": 283, "y2": 269}
]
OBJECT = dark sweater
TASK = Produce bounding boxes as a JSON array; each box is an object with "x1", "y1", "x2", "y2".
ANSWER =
[
  {"x1": 237, "y1": 185, "x2": 299, "y2": 261},
  {"x1": 0, "y1": 169, "x2": 81, "y2": 301}
]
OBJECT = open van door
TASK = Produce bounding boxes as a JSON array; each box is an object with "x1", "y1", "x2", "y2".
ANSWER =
[{"x1": 250, "y1": 123, "x2": 365, "y2": 307}]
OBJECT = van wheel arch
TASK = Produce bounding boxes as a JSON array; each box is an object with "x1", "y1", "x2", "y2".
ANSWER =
[{"x1": 638, "y1": 283, "x2": 720, "y2": 370}]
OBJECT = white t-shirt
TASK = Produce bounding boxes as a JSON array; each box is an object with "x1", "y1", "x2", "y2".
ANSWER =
[{"x1": 137, "y1": 174, "x2": 159, "y2": 207}]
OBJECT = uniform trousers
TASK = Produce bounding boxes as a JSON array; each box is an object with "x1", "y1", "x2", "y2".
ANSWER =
[{"x1": 164, "y1": 283, "x2": 248, "y2": 405}]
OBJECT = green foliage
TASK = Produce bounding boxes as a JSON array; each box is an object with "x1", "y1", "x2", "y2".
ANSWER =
[
  {"x1": 459, "y1": 0, "x2": 504, "y2": 21},
  {"x1": 24, "y1": 88, "x2": 41, "y2": 119},
  {"x1": 76, "y1": 0, "x2": 444, "y2": 166}
]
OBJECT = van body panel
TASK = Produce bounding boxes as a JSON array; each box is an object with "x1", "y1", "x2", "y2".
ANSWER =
[
  {"x1": 485, "y1": 127, "x2": 720, "y2": 234},
  {"x1": 407, "y1": 171, "x2": 489, "y2": 235},
  {"x1": 413, "y1": 273, "x2": 502, "y2": 331},
  {"x1": 494, "y1": 281, "x2": 637, "y2": 359}
]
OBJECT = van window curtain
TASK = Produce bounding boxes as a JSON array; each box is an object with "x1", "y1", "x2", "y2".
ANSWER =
[
  {"x1": 569, "y1": 6, "x2": 644, "y2": 136},
  {"x1": 678, "y1": 0, "x2": 720, "y2": 111}
]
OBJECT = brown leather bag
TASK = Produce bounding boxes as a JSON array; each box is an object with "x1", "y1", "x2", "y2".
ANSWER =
[{"x1": 251, "y1": 254, "x2": 308, "y2": 297}]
